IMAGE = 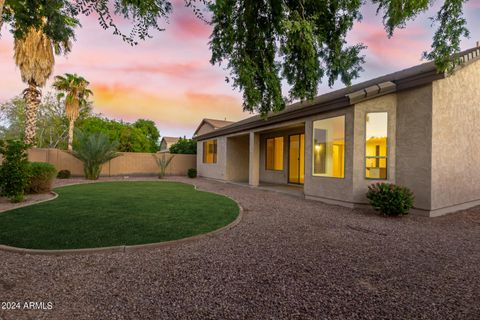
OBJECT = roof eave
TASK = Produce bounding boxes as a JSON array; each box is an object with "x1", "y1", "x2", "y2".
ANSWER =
[{"x1": 194, "y1": 66, "x2": 447, "y2": 142}]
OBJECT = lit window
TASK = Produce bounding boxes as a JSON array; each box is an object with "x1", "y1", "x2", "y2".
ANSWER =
[
  {"x1": 266, "y1": 137, "x2": 284, "y2": 170},
  {"x1": 203, "y1": 139, "x2": 217, "y2": 163},
  {"x1": 365, "y1": 112, "x2": 388, "y2": 179},
  {"x1": 312, "y1": 116, "x2": 345, "y2": 178}
]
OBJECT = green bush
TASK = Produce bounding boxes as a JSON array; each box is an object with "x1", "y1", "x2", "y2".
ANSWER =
[
  {"x1": 169, "y1": 137, "x2": 197, "y2": 154},
  {"x1": 187, "y1": 168, "x2": 197, "y2": 178},
  {"x1": 57, "y1": 170, "x2": 71, "y2": 179},
  {"x1": 26, "y1": 162, "x2": 57, "y2": 194},
  {"x1": 0, "y1": 140, "x2": 30, "y2": 203},
  {"x1": 72, "y1": 130, "x2": 121, "y2": 180},
  {"x1": 366, "y1": 183, "x2": 414, "y2": 216}
]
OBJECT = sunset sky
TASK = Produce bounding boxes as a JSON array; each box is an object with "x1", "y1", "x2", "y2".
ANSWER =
[{"x1": 1, "y1": 1, "x2": 480, "y2": 137}]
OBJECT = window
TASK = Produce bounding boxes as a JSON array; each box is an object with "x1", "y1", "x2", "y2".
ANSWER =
[
  {"x1": 266, "y1": 137, "x2": 284, "y2": 170},
  {"x1": 203, "y1": 139, "x2": 217, "y2": 163},
  {"x1": 365, "y1": 112, "x2": 388, "y2": 179},
  {"x1": 312, "y1": 116, "x2": 345, "y2": 178}
]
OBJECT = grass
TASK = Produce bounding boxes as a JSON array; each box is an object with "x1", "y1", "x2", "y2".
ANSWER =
[{"x1": 0, "y1": 181, "x2": 239, "y2": 250}]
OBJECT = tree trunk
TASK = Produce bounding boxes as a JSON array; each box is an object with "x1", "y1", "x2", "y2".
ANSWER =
[
  {"x1": 0, "y1": 0, "x2": 5, "y2": 31},
  {"x1": 67, "y1": 118, "x2": 75, "y2": 152},
  {"x1": 23, "y1": 82, "x2": 41, "y2": 146}
]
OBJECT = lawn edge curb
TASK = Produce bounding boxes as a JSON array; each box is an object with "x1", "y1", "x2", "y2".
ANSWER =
[{"x1": 0, "y1": 179, "x2": 243, "y2": 256}]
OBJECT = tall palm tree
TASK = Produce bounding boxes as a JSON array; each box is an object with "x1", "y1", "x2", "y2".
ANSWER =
[
  {"x1": 52, "y1": 73, "x2": 93, "y2": 152},
  {"x1": 14, "y1": 25, "x2": 58, "y2": 145}
]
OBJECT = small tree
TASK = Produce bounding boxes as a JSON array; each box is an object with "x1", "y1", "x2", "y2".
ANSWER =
[
  {"x1": 72, "y1": 130, "x2": 120, "y2": 180},
  {"x1": 169, "y1": 137, "x2": 196, "y2": 154},
  {"x1": 0, "y1": 140, "x2": 30, "y2": 202},
  {"x1": 153, "y1": 153, "x2": 174, "y2": 179}
]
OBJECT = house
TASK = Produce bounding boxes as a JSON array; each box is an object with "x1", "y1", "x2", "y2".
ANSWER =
[
  {"x1": 159, "y1": 137, "x2": 180, "y2": 152},
  {"x1": 194, "y1": 45, "x2": 480, "y2": 217},
  {"x1": 193, "y1": 118, "x2": 235, "y2": 137}
]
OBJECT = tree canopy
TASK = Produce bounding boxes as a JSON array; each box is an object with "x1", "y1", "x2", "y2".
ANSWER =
[
  {"x1": 133, "y1": 119, "x2": 161, "y2": 152},
  {"x1": 210, "y1": 0, "x2": 471, "y2": 116},
  {"x1": 76, "y1": 116, "x2": 159, "y2": 153},
  {"x1": 169, "y1": 137, "x2": 196, "y2": 154},
  {"x1": 1, "y1": 0, "x2": 473, "y2": 117},
  {"x1": 0, "y1": 93, "x2": 92, "y2": 148}
]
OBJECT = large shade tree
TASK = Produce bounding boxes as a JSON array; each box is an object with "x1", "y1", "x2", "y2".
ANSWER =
[{"x1": 52, "y1": 73, "x2": 93, "y2": 152}]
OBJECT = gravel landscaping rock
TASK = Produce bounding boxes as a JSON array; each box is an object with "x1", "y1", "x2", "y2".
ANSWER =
[{"x1": 0, "y1": 177, "x2": 479, "y2": 319}]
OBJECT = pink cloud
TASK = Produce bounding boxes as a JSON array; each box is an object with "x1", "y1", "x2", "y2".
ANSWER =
[
  {"x1": 173, "y1": 13, "x2": 211, "y2": 39},
  {"x1": 349, "y1": 20, "x2": 429, "y2": 69},
  {"x1": 466, "y1": 1, "x2": 480, "y2": 9}
]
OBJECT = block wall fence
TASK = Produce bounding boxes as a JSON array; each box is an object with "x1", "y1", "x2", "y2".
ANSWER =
[{"x1": 1, "y1": 148, "x2": 196, "y2": 177}]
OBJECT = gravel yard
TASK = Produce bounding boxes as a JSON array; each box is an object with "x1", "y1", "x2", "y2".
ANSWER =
[{"x1": 0, "y1": 177, "x2": 479, "y2": 319}]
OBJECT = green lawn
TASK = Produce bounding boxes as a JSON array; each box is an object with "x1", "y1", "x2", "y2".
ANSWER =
[{"x1": 0, "y1": 181, "x2": 239, "y2": 250}]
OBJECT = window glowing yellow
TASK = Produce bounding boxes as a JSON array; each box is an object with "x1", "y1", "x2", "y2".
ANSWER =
[
  {"x1": 365, "y1": 112, "x2": 388, "y2": 179},
  {"x1": 203, "y1": 139, "x2": 217, "y2": 164},
  {"x1": 266, "y1": 137, "x2": 284, "y2": 170},
  {"x1": 312, "y1": 116, "x2": 345, "y2": 178}
]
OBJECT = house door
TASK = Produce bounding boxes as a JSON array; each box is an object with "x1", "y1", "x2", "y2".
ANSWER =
[{"x1": 288, "y1": 134, "x2": 305, "y2": 184}]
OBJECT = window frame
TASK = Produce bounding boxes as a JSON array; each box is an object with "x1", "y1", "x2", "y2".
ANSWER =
[
  {"x1": 265, "y1": 136, "x2": 284, "y2": 171},
  {"x1": 311, "y1": 114, "x2": 346, "y2": 179},
  {"x1": 202, "y1": 139, "x2": 217, "y2": 164},
  {"x1": 364, "y1": 111, "x2": 389, "y2": 180}
]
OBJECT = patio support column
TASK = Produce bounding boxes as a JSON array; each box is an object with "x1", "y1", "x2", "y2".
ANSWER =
[{"x1": 249, "y1": 131, "x2": 260, "y2": 186}]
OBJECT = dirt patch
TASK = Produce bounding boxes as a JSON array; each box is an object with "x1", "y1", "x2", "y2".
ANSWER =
[{"x1": 0, "y1": 193, "x2": 56, "y2": 213}]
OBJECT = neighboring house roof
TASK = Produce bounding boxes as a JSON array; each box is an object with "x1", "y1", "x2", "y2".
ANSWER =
[
  {"x1": 195, "y1": 45, "x2": 480, "y2": 141},
  {"x1": 193, "y1": 118, "x2": 235, "y2": 137},
  {"x1": 160, "y1": 136, "x2": 180, "y2": 150}
]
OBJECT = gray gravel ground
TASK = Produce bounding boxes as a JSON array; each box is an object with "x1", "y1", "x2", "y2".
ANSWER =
[{"x1": 0, "y1": 177, "x2": 479, "y2": 320}]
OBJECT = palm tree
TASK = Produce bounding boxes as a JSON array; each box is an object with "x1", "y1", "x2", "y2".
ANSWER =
[
  {"x1": 52, "y1": 73, "x2": 93, "y2": 152},
  {"x1": 72, "y1": 130, "x2": 121, "y2": 180},
  {"x1": 14, "y1": 25, "x2": 57, "y2": 145}
]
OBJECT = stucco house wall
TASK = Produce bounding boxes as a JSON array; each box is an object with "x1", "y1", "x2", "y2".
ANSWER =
[
  {"x1": 430, "y1": 59, "x2": 480, "y2": 214},
  {"x1": 226, "y1": 135, "x2": 250, "y2": 182},
  {"x1": 197, "y1": 136, "x2": 227, "y2": 180},
  {"x1": 395, "y1": 84, "x2": 433, "y2": 211}
]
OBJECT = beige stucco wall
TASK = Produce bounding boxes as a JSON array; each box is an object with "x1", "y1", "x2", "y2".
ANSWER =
[
  {"x1": 352, "y1": 94, "x2": 397, "y2": 203},
  {"x1": 395, "y1": 85, "x2": 433, "y2": 210},
  {"x1": 304, "y1": 107, "x2": 356, "y2": 204},
  {"x1": 431, "y1": 59, "x2": 480, "y2": 211},
  {"x1": 196, "y1": 136, "x2": 227, "y2": 180},
  {"x1": 23, "y1": 148, "x2": 196, "y2": 176},
  {"x1": 226, "y1": 134, "x2": 250, "y2": 182}
]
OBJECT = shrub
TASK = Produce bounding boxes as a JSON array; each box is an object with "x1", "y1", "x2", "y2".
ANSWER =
[
  {"x1": 57, "y1": 170, "x2": 71, "y2": 179},
  {"x1": 169, "y1": 137, "x2": 196, "y2": 154},
  {"x1": 72, "y1": 130, "x2": 121, "y2": 180},
  {"x1": 0, "y1": 140, "x2": 30, "y2": 203},
  {"x1": 366, "y1": 183, "x2": 414, "y2": 216},
  {"x1": 187, "y1": 168, "x2": 197, "y2": 178},
  {"x1": 153, "y1": 153, "x2": 174, "y2": 178},
  {"x1": 27, "y1": 162, "x2": 57, "y2": 194}
]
